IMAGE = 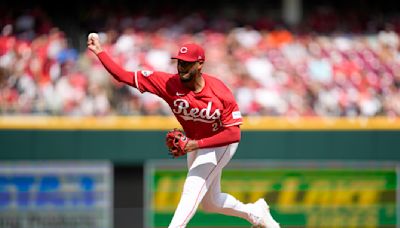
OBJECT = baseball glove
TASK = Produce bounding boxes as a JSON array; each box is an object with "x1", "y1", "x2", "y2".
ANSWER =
[{"x1": 166, "y1": 128, "x2": 189, "y2": 158}]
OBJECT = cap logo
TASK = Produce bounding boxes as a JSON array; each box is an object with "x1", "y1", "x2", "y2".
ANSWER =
[{"x1": 180, "y1": 47, "x2": 188, "y2": 53}]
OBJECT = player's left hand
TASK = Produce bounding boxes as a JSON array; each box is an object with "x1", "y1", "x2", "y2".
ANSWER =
[{"x1": 165, "y1": 128, "x2": 190, "y2": 158}]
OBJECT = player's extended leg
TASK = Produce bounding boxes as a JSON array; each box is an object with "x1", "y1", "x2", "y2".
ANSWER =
[
  {"x1": 201, "y1": 170, "x2": 280, "y2": 228},
  {"x1": 201, "y1": 171, "x2": 254, "y2": 222},
  {"x1": 168, "y1": 143, "x2": 239, "y2": 228}
]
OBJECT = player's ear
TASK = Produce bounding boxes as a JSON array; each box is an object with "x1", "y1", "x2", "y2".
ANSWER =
[{"x1": 197, "y1": 61, "x2": 204, "y2": 70}]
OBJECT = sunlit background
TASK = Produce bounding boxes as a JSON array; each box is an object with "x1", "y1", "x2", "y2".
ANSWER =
[{"x1": 0, "y1": 0, "x2": 399, "y2": 227}]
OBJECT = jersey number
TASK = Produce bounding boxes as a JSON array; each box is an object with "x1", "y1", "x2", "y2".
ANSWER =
[{"x1": 212, "y1": 122, "x2": 219, "y2": 131}]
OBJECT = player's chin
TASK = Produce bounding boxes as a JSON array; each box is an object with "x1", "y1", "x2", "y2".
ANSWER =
[{"x1": 179, "y1": 73, "x2": 192, "y2": 82}]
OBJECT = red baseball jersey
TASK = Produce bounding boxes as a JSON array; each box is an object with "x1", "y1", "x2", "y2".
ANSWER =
[{"x1": 133, "y1": 70, "x2": 243, "y2": 139}]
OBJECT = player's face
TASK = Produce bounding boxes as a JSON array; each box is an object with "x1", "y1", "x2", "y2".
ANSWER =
[{"x1": 177, "y1": 60, "x2": 199, "y2": 82}]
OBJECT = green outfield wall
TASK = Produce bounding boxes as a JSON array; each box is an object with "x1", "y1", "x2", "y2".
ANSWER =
[
  {"x1": 145, "y1": 161, "x2": 398, "y2": 228},
  {"x1": 0, "y1": 116, "x2": 400, "y2": 164}
]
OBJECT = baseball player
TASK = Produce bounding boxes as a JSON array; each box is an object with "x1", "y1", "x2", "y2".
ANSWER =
[{"x1": 87, "y1": 33, "x2": 279, "y2": 228}]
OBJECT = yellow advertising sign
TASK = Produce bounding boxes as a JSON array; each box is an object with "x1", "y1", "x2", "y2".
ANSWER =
[{"x1": 145, "y1": 161, "x2": 398, "y2": 228}]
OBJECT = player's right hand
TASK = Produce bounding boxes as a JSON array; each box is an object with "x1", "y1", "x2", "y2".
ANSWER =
[{"x1": 87, "y1": 33, "x2": 103, "y2": 55}]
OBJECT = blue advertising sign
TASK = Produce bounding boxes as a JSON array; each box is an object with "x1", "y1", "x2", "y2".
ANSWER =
[{"x1": 0, "y1": 161, "x2": 112, "y2": 228}]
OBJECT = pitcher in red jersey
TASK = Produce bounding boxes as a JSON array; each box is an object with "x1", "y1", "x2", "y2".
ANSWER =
[{"x1": 87, "y1": 33, "x2": 279, "y2": 228}]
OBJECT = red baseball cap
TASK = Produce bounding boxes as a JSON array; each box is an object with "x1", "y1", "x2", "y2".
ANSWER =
[{"x1": 171, "y1": 43, "x2": 205, "y2": 62}]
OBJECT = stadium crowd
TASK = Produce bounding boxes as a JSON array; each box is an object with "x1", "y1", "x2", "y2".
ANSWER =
[{"x1": 1, "y1": 5, "x2": 400, "y2": 117}]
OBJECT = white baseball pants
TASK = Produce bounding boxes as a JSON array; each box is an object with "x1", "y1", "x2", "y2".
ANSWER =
[{"x1": 168, "y1": 142, "x2": 254, "y2": 228}]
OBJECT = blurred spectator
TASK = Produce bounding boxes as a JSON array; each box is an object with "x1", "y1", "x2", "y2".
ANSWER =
[{"x1": 1, "y1": 3, "x2": 400, "y2": 117}]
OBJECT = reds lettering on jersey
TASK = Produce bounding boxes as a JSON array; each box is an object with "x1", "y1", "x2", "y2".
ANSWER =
[
  {"x1": 172, "y1": 99, "x2": 220, "y2": 123},
  {"x1": 133, "y1": 70, "x2": 242, "y2": 139}
]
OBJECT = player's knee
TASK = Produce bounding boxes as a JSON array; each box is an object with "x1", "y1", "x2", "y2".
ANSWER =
[
  {"x1": 201, "y1": 193, "x2": 226, "y2": 213},
  {"x1": 201, "y1": 199, "x2": 220, "y2": 213}
]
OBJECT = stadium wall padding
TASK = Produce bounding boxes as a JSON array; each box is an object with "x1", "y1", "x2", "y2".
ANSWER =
[{"x1": 1, "y1": 130, "x2": 399, "y2": 164}]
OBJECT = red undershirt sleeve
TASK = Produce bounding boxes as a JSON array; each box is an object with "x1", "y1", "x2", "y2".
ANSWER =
[
  {"x1": 197, "y1": 125, "x2": 241, "y2": 148},
  {"x1": 97, "y1": 51, "x2": 135, "y2": 86}
]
